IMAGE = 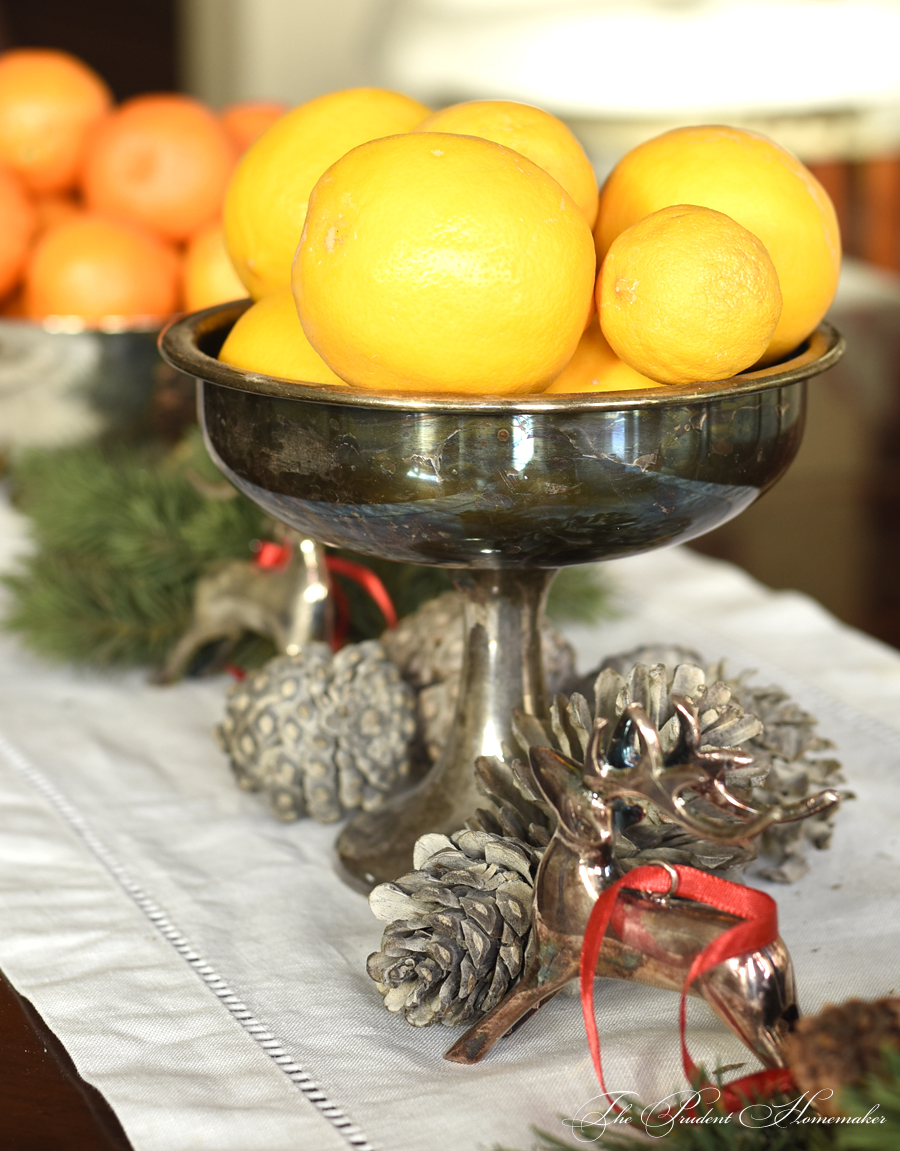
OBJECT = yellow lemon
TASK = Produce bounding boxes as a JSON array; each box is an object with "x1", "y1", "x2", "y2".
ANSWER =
[
  {"x1": 183, "y1": 221, "x2": 248, "y2": 313},
  {"x1": 218, "y1": 288, "x2": 346, "y2": 385},
  {"x1": 293, "y1": 132, "x2": 596, "y2": 395},
  {"x1": 223, "y1": 87, "x2": 429, "y2": 299},
  {"x1": 597, "y1": 204, "x2": 782, "y2": 385},
  {"x1": 413, "y1": 99, "x2": 599, "y2": 227},
  {"x1": 594, "y1": 125, "x2": 839, "y2": 364},
  {"x1": 544, "y1": 318, "x2": 656, "y2": 393}
]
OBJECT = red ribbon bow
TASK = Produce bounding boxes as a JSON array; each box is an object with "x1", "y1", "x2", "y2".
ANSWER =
[{"x1": 579, "y1": 864, "x2": 795, "y2": 1116}]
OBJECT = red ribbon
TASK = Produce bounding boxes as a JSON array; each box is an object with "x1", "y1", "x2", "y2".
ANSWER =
[
  {"x1": 325, "y1": 555, "x2": 398, "y2": 631},
  {"x1": 253, "y1": 540, "x2": 292, "y2": 570},
  {"x1": 579, "y1": 864, "x2": 795, "y2": 1117}
]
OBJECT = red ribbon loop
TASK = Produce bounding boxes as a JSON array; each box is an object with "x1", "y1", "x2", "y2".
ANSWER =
[
  {"x1": 324, "y1": 555, "x2": 398, "y2": 631},
  {"x1": 579, "y1": 864, "x2": 794, "y2": 1118}
]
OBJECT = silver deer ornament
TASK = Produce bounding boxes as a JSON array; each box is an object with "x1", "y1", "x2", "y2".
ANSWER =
[{"x1": 444, "y1": 698, "x2": 839, "y2": 1067}]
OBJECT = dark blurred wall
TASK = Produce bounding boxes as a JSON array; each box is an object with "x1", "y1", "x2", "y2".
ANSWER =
[{"x1": 0, "y1": 0, "x2": 178, "y2": 99}]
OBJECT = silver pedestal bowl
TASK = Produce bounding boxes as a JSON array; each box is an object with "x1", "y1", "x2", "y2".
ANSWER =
[{"x1": 160, "y1": 302, "x2": 843, "y2": 889}]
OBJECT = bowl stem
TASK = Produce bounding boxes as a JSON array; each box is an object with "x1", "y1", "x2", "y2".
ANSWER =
[{"x1": 336, "y1": 567, "x2": 556, "y2": 890}]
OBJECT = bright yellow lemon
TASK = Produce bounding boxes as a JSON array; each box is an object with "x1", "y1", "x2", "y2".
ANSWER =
[
  {"x1": 597, "y1": 204, "x2": 782, "y2": 385},
  {"x1": 595, "y1": 125, "x2": 839, "y2": 364},
  {"x1": 219, "y1": 288, "x2": 346, "y2": 385},
  {"x1": 293, "y1": 132, "x2": 596, "y2": 395},
  {"x1": 223, "y1": 87, "x2": 429, "y2": 299}
]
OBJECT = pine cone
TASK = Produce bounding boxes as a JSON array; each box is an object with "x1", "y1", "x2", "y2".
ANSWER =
[
  {"x1": 725, "y1": 669, "x2": 844, "y2": 883},
  {"x1": 381, "y1": 590, "x2": 575, "y2": 763},
  {"x1": 568, "y1": 645, "x2": 845, "y2": 881},
  {"x1": 784, "y1": 998, "x2": 900, "y2": 1117},
  {"x1": 366, "y1": 828, "x2": 541, "y2": 1027},
  {"x1": 216, "y1": 640, "x2": 417, "y2": 823}
]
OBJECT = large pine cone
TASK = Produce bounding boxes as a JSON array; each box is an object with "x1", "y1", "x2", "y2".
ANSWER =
[
  {"x1": 216, "y1": 640, "x2": 417, "y2": 823},
  {"x1": 367, "y1": 828, "x2": 540, "y2": 1027}
]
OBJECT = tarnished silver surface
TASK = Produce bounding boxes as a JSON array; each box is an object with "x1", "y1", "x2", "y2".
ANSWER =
[
  {"x1": 282, "y1": 535, "x2": 333, "y2": 655},
  {"x1": 158, "y1": 304, "x2": 843, "y2": 888},
  {"x1": 699, "y1": 936, "x2": 798, "y2": 1069},
  {"x1": 339, "y1": 568, "x2": 555, "y2": 887},
  {"x1": 444, "y1": 700, "x2": 830, "y2": 1066}
]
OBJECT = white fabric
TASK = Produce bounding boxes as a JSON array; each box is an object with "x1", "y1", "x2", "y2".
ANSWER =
[{"x1": 1, "y1": 488, "x2": 899, "y2": 1151}]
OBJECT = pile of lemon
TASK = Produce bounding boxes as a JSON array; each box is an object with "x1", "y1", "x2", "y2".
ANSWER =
[{"x1": 219, "y1": 88, "x2": 840, "y2": 396}]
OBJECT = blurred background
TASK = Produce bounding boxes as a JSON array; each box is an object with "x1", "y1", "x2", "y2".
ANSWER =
[{"x1": 1, "y1": 0, "x2": 900, "y2": 647}]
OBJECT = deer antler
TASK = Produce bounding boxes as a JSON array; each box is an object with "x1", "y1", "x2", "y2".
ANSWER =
[{"x1": 585, "y1": 698, "x2": 840, "y2": 843}]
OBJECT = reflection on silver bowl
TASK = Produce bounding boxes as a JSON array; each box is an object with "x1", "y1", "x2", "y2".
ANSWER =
[
  {"x1": 161, "y1": 302, "x2": 843, "y2": 888},
  {"x1": 0, "y1": 316, "x2": 189, "y2": 449}
]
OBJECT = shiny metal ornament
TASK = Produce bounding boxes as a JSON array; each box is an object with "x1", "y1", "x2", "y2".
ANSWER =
[
  {"x1": 159, "y1": 302, "x2": 843, "y2": 889},
  {"x1": 442, "y1": 698, "x2": 839, "y2": 1066},
  {"x1": 160, "y1": 529, "x2": 333, "y2": 683}
]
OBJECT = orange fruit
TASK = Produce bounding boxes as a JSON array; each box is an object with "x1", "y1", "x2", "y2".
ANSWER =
[
  {"x1": 293, "y1": 132, "x2": 595, "y2": 395},
  {"x1": 0, "y1": 164, "x2": 37, "y2": 297},
  {"x1": 220, "y1": 100, "x2": 288, "y2": 153},
  {"x1": 219, "y1": 288, "x2": 346, "y2": 385},
  {"x1": 594, "y1": 126, "x2": 839, "y2": 364},
  {"x1": 224, "y1": 87, "x2": 430, "y2": 299},
  {"x1": 33, "y1": 190, "x2": 83, "y2": 234},
  {"x1": 183, "y1": 220, "x2": 248, "y2": 312},
  {"x1": 413, "y1": 99, "x2": 598, "y2": 227},
  {"x1": 543, "y1": 318, "x2": 655, "y2": 393},
  {"x1": 597, "y1": 204, "x2": 782, "y2": 385},
  {"x1": 81, "y1": 94, "x2": 236, "y2": 243},
  {"x1": 0, "y1": 48, "x2": 111, "y2": 194},
  {"x1": 24, "y1": 213, "x2": 180, "y2": 325}
]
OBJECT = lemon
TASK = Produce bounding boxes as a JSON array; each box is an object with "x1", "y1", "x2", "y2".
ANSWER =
[
  {"x1": 413, "y1": 99, "x2": 598, "y2": 226},
  {"x1": 218, "y1": 288, "x2": 346, "y2": 385},
  {"x1": 293, "y1": 132, "x2": 596, "y2": 395},
  {"x1": 544, "y1": 318, "x2": 655, "y2": 392},
  {"x1": 597, "y1": 204, "x2": 782, "y2": 385},
  {"x1": 223, "y1": 87, "x2": 429, "y2": 299},
  {"x1": 595, "y1": 126, "x2": 839, "y2": 364}
]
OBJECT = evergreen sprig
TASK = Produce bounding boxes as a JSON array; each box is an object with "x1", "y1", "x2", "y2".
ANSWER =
[{"x1": 3, "y1": 434, "x2": 269, "y2": 666}]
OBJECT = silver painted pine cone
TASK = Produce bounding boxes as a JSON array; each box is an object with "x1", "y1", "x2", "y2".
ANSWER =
[
  {"x1": 216, "y1": 640, "x2": 417, "y2": 823},
  {"x1": 367, "y1": 828, "x2": 541, "y2": 1027}
]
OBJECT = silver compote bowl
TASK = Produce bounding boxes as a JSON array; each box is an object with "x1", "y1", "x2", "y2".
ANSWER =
[{"x1": 160, "y1": 302, "x2": 843, "y2": 890}]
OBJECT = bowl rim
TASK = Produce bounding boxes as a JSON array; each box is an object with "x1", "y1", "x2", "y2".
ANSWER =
[
  {"x1": 1, "y1": 313, "x2": 169, "y2": 335},
  {"x1": 159, "y1": 299, "x2": 845, "y2": 413}
]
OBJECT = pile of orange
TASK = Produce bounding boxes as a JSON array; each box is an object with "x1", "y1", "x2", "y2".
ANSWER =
[
  {"x1": 217, "y1": 86, "x2": 840, "y2": 396},
  {"x1": 0, "y1": 50, "x2": 840, "y2": 389},
  {"x1": 0, "y1": 46, "x2": 285, "y2": 327}
]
